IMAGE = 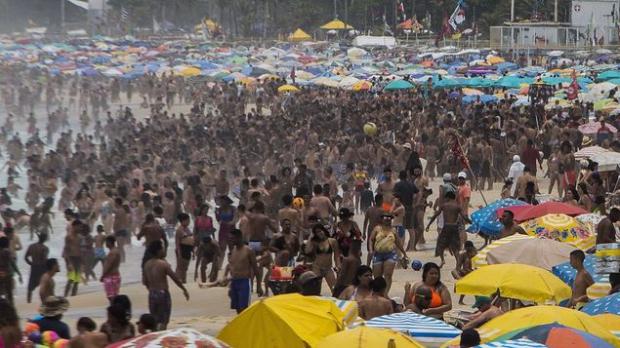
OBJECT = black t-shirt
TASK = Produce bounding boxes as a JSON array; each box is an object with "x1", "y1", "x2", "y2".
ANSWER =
[
  {"x1": 33, "y1": 317, "x2": 71, "y2": 339},
  {"x1": 393, "y1": 180, "x2": 419, "y2": 206}
]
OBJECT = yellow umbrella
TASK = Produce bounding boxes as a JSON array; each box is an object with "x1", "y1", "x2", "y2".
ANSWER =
[
  {"x1": 520, "y1": 213, "x2": 595, "y2": 251},
  {"x1": 352, "y1": 80, "x2": 372, "y2": 91},
  {"x1": 462, "y1": 88, "x2": 484, "y2": 96},
  {"x1": 289, "y1": 28, "x2": 312, "y2": 42},
  {"x1": 320, "y1": 19, "x2": 354, "y2": 30},
  {"x1": 217, "y1": 294, "x2": 344, "y2": 348},
  {"x1": 317, "y1": 326, "x2": 424, "y2": 348},
  {"x1": 487, "y1": 55, "x2": 505, "y2": 65},
  {"x1": 239, "y1": 77, "x2": 256, "y2": 86},
  {"x1": 178, "y1": 66, "x2": 201, "y2": 77},
  {"x1": 442, "y1": 306, "x2": 619, "y2": 347},
  {"x1": 455, "y1": 264, "x2": 571, "y2": 304},
  {"x1": 592, "y1": 314, "x2": 620, "y2": 339},
  {"x1": 278, "y1": 84, "x2": 300, "y2": 93}
]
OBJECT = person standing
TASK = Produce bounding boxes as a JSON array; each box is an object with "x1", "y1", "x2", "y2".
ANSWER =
[
  {"x1": 24, "y1": 232, "x2": 49, "y2": 303},
  {"x1": 427, "y1": 192, "x2": 471, "y2": 269},
  {"x1": 143, "y1": 240, "x2": 189, "y2": 330},
  {"x1": 369, "y1": 213, "x2": 407, "y2": 295},
  {"x1": 174, "y1": 213, "x2": 194, "y2": 284},
  {"x1": 596, "y1": 208, "x2": 620, "y2": 245},
  {"x1": 228, "y1": 228, "x2": 259, "y2": 314},
  {"x1": 100, "y1": 236, "x2": 122, "y2": 302},
  {"x1": 39, "y1": 258, "x2": 59, "y2": 303},
  {"x1": 0, "y1": 237, "x2": 21, "y2": 304},
  {"x1": 112, "y1": 198, "x2": 131, "y2": 262},
  {"x1": 569, "y1": 249, "x2": 594, "y2": 309},
  {"x1": 137, "y1": 213, "x2": 168, "y2": 267},
  {"x1": 393, "y1": 171, "x2": 418, "y2": 251},
  {"x1": 63, "y1": 220, "x2": 82, "y2": 297}
]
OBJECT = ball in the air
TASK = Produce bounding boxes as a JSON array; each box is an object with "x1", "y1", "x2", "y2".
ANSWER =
[
  {"x1": 41, "y1": 331, "x2": 59, "y2": 346},
  {"x1": 292, "y1": 197, "x2": 304, "y2": 209},
  {"x1": 411, "y1": 260, "x2": 423, "y2": 271},
  {"x1": 363, "y1": 122, "x2": 377, "y2": 136},
  {"x1": 53, "y1": 338, "x2": 69, "y2": 348}
]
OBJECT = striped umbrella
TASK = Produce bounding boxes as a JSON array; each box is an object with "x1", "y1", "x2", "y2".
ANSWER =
[
  {"x1": 474, "y1": 339, "x2": 547, "y2": 348},
  {"x1": 365, "y1": 311, "x2": 461, "y2": 344}
]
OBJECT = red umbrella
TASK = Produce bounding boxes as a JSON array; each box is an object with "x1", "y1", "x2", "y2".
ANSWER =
[{"x1": 496, "y1": 202, "x2": 587, "y2": 223}]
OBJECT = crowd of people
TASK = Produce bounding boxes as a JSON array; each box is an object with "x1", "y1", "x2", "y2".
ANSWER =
[{"x1": 0, "y1": 53, "x2": 619, "y2": 347}]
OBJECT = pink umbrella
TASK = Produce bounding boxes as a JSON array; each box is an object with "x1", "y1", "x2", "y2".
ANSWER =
[
  {"x1": 578, "y1": 121, "x2": 617, "y2": 135},
  {"x1": 496, "y1": 201, "x2": 587, "y2": 223}
]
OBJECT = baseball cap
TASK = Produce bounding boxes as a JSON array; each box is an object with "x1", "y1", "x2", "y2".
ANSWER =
[
  {"x1": 442, "y1": 173, "x2": 452, "y2": 182},
  {"x1": 512, "y1": 155, "x2": 520, "y2": 162},
  {"x1": 472, "y1": 296, "x2": 492, "y2": 309},
  {"x1": 297, "y1": 271, "x2": 320, "y2": 285},
  {"x1": 458, "y1": 171, "x2": 467, "y2": 179}
]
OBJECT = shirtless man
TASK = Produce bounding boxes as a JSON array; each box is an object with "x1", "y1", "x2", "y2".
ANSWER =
[
  {"x1": 309, "y1": 185, "x2": 336, "y2": 222},
  {"x1": 358, "y1": 277, "x2": 393, "y2": 320},
  {"x1": 174, "y1": 213, "x2": 194, "y2": 284},
  {"x1": 39, "y1": 258, "x2": 59, "y2": 303},
  {"x1": 426, "y1": 192, "x2": 471, "y2": 269},
  {"x1": 25, "y1": 233, "x2": 49, "y2": 303},
  {"x1": 100, "y1": 236, "x2": 122, "y2": 301},
  {"x1": 214, "y1": 170, "x2": 230, "y2": 198},
  {"x1": 0, "y1": 236, "x2": 21, "y2": 304},
  {"x1": 479, "y1": 140, "x2": 494, "y2": 191},
  {"x1": 228, "y1": 228, "x2": 259, "y2": 313},
  {"x1": 499, "y1": 210, "x2": 526, "y2": 239},
  {"x1": 569, "y1": 250, "x2": 594, "y2": 308},
  {"x1": 363, "y1": 194, "x2": 384, "y2": 265},
  {"x1": 137, "y1": 214, "x2": 168, "y2": 267},
  {"x1": 270, "y1": 219, "x2": 300, "y2": 266},
  {"x1": 596, "y1": 208, "x2": 620, "y2": 245},
  {"x1": 143, "y1": 240, "x2": 189, "y2": 330},
  {"x1": 246, "y1": 201, "x2": 279, "y2": 254},
  {"x1": 162, "y1": 192, "x2": 177, "y2": 239},
  {"x1": 277, "y1": 195, "x2": 302, "y2": 237},
  {"x1": 377, "y1": 167, "x2": 395, "y2": 212},
  {"x1": 112, "y1": 198, "x2": 130, "y2": 262},
  {"x1": 64, "y1": 220, "x2": 82, "y2": 297}
]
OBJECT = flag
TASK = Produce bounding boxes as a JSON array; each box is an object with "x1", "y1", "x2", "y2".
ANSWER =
[
  {"x1": 448, "y1": 0, "x2": 466, "y2": 31},
  {"x1": 121, "y1": 7, "x2": 129, "y2": 23},
  {"x1": 567, "y1": 70, "x2": 578, "y2": 100},
  {"x1": 451, "y1": 134, "x2": 470, "y2": 170},
  {"x1": 398, "y1": 1, "x2": 407, "y2": 21}
]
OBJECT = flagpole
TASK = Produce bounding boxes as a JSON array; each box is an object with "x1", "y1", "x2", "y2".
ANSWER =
[{"x1": 452, "y1": 133, "x2": 489, "y2": 206}]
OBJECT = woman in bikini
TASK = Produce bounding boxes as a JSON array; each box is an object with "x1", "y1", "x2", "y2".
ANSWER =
[
  {"x1": 338, "y1": 265, "x2": 373, "y2": 301},
  {"x1": 304, "y1": 224, "x2": 340, "y2": 292},
  {"x1": 404, "y1": 262, "x2": 452, "y2": 320},
  {"x1": 334, "y1": 208, "x2": 361, "y2": 258}
]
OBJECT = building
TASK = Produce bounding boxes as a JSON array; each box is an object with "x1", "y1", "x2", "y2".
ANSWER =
[{"x1": 490, "y1": 0, "x2": 619, "y2": 48}]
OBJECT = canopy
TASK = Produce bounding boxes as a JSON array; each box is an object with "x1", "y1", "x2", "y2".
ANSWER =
[
  {"x1": 108, "y1": 328, "x2": 229, "y2": 348},
  {"x1": 289, "y1": 29, "x2": 312, "y2": 42},
  {"x1": 520, "y1": 214, "x2": 595, "y2": 251},
  {"x1": 496, "y1": 202, "x2": 587, "y2": 223},
  {"x1": 365, "y1": 312, "x2": 461, "y2": 344},
  {"x1": 582, "y1": 292, "x2": 620, "y2": 316},
  {"x1": 384, "y1": 79, "x2": 414, "y2": 90},
  {"x1": 496, "y1": 323, "x2": 614, "y2": 348},
  {"x1": 445, "y1": 306, "x2": 618, "y2": 346},
  {"x1": 455, "y1": 264, "x2": 571, "y2": 304},
  {"x1": 473, "y1": 236, "x2": 576, "y2": 270},
  {"x1": 217, "y1": 294, "x2": 344, "y2": 348},
  {"x1": 317, "y1": 326, "x2": 424, "y2": 348},
  {"x1": 320, "y1": 19, "x2": 353, "y2": 30}
]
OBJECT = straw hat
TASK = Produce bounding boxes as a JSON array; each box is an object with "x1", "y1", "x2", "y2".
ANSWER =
[{"x1": 39, "y1": 296, "x2": 69, "y2": 317}]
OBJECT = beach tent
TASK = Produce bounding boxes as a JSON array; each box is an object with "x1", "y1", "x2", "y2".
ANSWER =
[
  {"x1": 289, "y1": 29, "x2": 312, "y2": 42},
  {"x1": 320, "y1": 19, "x2": 353, "y2": 30},
  {"x1": 218, "y1": 294, "x2": 344, "y2": 348}
]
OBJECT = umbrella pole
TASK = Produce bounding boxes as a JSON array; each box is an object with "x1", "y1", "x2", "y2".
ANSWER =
[{"x1": 454, "y1": 134, "x2": 489, "y2": 206}]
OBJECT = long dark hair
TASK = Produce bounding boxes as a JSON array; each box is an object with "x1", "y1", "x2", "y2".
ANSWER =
[
  {"x1": 352, "y1": 265, "x2": 373, "y2": 286},
  {"x1": 422, "y1": 262, "x2": 443, "y2": 287}
]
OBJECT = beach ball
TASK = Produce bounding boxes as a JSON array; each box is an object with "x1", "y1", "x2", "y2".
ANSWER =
[
  {"x1": 41, "y1": 331, "x2": 59, "y2": 346},
  {"x1": 292, "y1": 197, "x2": 304, "y2": 209},
  {"x1": 411, "y1": 260, "x2": 423, "y2": 271},
  {"x1": 24, "y1": 322, "x2": 40, "y2": 335},
  {"x1": 53, "y1": 339, "x2": 69, "y2": 348},
  {"x1": 363, "y1": 122, "x2": 377, "y2": 136},
  {"x1": 28, "y1": 332, "x2": 42, "y2": 344}
]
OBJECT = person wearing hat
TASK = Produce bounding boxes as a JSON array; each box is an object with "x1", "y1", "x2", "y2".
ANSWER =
[
  {"x1": 33, "y1": 296, "x2": 71, "y2": 339},
  {"x1": 334, "y1": 208, "x2": 361, "y2": 258},
  {"x1": 297, "y1": 270, "x2": 322, "y2": 296},
  {"x1": 369, "y1": 212, "x2": 407, "y2": 295},
  {"x1": 462, "y1": 296, "x2": 503, "y2": 330},
  {"x1": 507, "y1": 155, "x2": 525, "y2": 196}
]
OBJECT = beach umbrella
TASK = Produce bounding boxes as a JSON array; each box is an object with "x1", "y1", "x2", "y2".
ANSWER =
[
  {"x1": 177, "y1": 66, "x2": 201, "y2": 77},
  {"x1": 352, "y1": 80, "x2": 372, "y2": 91},
  {"x1": 108, "y1": 328, "x2": 229, "y2": 348},
  {"x1": 597, "y1": 70, "x2": 620, "y2": 81},
  {"x1": 575, "y1": 213, "x2": 605, "y2": 231},
  {"x1": 579, "y1": 121, "x2": 618, "y2": 135},
  {"x1": 548, "y1": 50, "x2": 564, "y2": 57},
  {"x1": 575, "y1": 145, "x2": 612, "y2": 159},
  {"x1": 321, "y1": 297, "x2": 360, "y2": 327},
  {"x1": 317, "y1": 326, "x2": 424, "y2": 348},
  {"x1": 487, "y1": 55, "x2": 505, "y2": 64},
  {"x1": 289, "y1": 28, "x2": 312, "y2": 42},
  {"x1": 467, "y1": 198, "x2": 527, "y2": 236},
  {"x1": 473, "y1": 236, "x2": 576, "y2": 270},
  {"x1": 455, "y1": 264, "x2": 571, "y2": 304},
  {"x1": 496, "y1": 202, "x2": 587, "y2": 223},
  {"x1": 320, "y1": 19, "x2": 354, "y2": 30},
  {"x1": 519, "y1": 214, "x2": 595, "y2": 251},
  {"x1": 582, "y1": 293, "x2": 620, "y2": 315},
  {"x1": 472, "y1": 234, "x2": 534, "y2": 268},
  {"x1": 496, "y1": 323, "x2": 614, "y2": 348},
  {"x1": 472, "y1": 339, "x2": 547, "y2": 348},
  {"x1": 365, "y1": 312, "x2": 461, "y2": 344},
  {"x1": 217, "y1": 294, "x2": 344, "y2": 348},
  {"x1": 590, "y1": 151, "x2": 620, "y2": 171},
  {"x1": 312, "y1": 76, "x2": 339, "y2": 88},
  {"x1": 277, "y1": 84, "x2": 300, "y2": 93},
  {"x1": 592, "y1": 314, "x2": 620, "y2": 338},
  {"x1": 445, "y1": 306, "x2": 618, "y2": 346},
  {"x1": 384, "y1": 79, "x2": 414, "y2": 90},
  {"x1": 462, "y1": 88, "x2": 484, "y2": 96},
  {"x1": 551, "y1": 254, "x2": 611, "y2": 299}
]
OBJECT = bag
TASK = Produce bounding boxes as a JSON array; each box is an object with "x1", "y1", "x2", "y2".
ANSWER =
[{"x1": 374, "y1": 229, "x2": 396, "y2": 253}]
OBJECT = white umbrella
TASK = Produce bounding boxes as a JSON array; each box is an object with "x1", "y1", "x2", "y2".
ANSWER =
[
  {"x1": 548, "y1": 50, "x2": 564, "y2": 57},
  {"x1": 590, "y1": 151, "x2": 620, "y2": 171},
  {"x1": 596, "y1": 48, "x2": 613, "y2": 54}
]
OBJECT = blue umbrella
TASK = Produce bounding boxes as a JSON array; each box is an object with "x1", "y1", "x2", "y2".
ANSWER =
[
  {"x1": 467, "y1": 199, "x2": 527, "y2": 236},
  {"x1": 551, "y1": 254, "x2": 608, "y2": 287},
  {"x1": 384, "y1": 79, "x2": 414, "y2": 90},
  {"x1": 365, "y1": 312, "x2": 461, "y2": 344},
  {"x1": 474, "y1": 339, "x2": 547, "y2": 348},
  {"x1": 581, "y1": 292, "x2": 620, "y2": 315}
]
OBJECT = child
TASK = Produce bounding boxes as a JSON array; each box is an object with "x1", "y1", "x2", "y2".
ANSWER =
[
  {"x1": 500, "y1": 179, "x2": 513, "y2": 199},
  {"x1": 76, "y1": 317, "x2": 97, "y2": 334},
  {"x1": 360, "y1": 182, "x2": 374, "y2": 214},
  {"x1": 194, "y1": 236, "x2": 221, "y2": 283},
  {"x1": 452, "y1": 241, "x2": 477, "y2": 305},
  {"x1": 93, "y1": 225, "x2": 107, "y2": 272},
  {"x1": 137, "y1": 314, "x2": 157, "y2": 335}
]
